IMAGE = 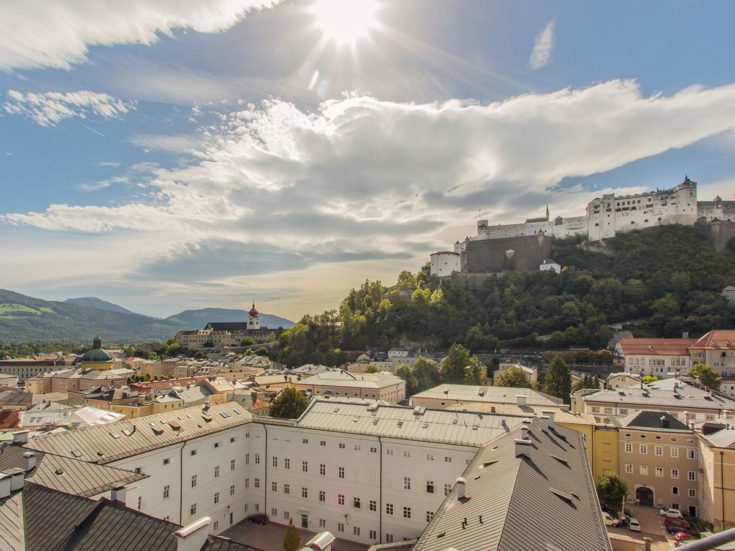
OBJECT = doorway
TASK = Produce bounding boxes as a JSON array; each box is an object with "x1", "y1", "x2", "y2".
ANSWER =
[
  {"x1": 301, "y1": 513, "x2": 309, "y2": 529},
  {"x1": 635, "y1": 486, "x2": 654, "y2": 507}
]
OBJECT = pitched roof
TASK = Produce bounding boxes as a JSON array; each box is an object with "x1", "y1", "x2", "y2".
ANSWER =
[
  {"x1": 412, "y1": 418, "x2": 612, "y2": 551},
  {"x1": 0, "y1": 445, "x2": 146, "y2": 497},
  {"x1": 295, "y1": 399, "x2": 525, "y2": 448},
  {"x1": 294, "y1": 369, "x2": 404, "y2": 389},
  {"x1": 619, "y1": 410, "x2": 690, "y2": 432},
  {"x1": 691, "y1": 330, "x2": 735, "y2": 350},
  {"x1": 412, "y1": 384, "x2": 562, "y2": 407},
  {"x1": 616, "y1": 337, "x2": 696, "y2": 356},
  {"x1": 25, "y1": 402, "x2": 251, "y2": 464}
]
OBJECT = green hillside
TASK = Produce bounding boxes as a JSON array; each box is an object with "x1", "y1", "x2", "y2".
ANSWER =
[{"x1": 275, "y1": 224, "x2": 735, "y2": 366}]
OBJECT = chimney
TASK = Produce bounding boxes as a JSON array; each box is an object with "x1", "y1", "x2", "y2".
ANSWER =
[
  {"x1": 22, "y1": 452, "x2": 37, "y2": 472},
  {"x1": 684, "y1": 411, "x2": 691, "y2": 426},
  {"x1": 7, "y1": 468, "x2": 24, "y2": 492},
  {"x1": 541, "y1": 410, "x2": 556, "y2": 426},
  {"x1": 455, "y1": 477, "x2": 467, "y2": 500},
  {"x1": 660, "y1": 416, "x2": 670, "y2": 429},
  {"x1": 539, "y1": 415, "x2": 550, "y2": 431},
  {"x1": 13, "y1": 430, "x2": 29, "y2": 444},
  {"x1": 516, "y1": 394, "x2": 527, "y2": 406},
  {"x1": 515, "y1": 438, "x2": 533, "y2": 459},
  {"x1": 110, "y1": 486, "x2": 126, "y2": 505},
  {"x1": 521, "y1": 425, "x2": 529, "y2": 440},
  {"x1": 682, "y1": 331, "x2": 689, "y2": 339},
  {"x1": 175, "y1": 517, "x2": 211, "y2": 551},
  {"x1": 0, "y1": 473, "x2": 11, "y2": 498}
]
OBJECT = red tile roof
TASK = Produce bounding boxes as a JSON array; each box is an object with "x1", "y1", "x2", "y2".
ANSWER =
[
  {"x1": 617, "y1": 338, "x2": 696, "y2": 356},
  {"x1": 690, "y1": 330, "x2": 735, "y2": 350}
]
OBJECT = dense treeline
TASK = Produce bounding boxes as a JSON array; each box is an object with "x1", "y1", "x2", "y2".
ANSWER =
[{"x1": 275, "y1": 225, "x2": 735, "y2": 367}]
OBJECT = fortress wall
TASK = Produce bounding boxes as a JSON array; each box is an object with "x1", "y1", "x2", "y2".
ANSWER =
[{"x1": 461, "y1": 234, "x2": 552, "y2": 273}]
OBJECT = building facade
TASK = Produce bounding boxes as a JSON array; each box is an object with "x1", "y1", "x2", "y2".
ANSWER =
[{"x1": 614, "y1": 337, "x2": 695, "y2": 376}]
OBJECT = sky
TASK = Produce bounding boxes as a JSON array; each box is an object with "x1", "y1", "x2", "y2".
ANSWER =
[{"x1": 1, "y1": 0, "x2": 735, "y2": 321}]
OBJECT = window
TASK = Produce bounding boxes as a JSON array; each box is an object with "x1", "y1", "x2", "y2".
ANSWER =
[
  {"x1": 688, "y1": 471, "x2": 696, "y2": 482},
  {"x1": 369, "y1": 529, "x2": 377, "y2": 540},
  {"x1": 655, "y1": 446, "x2": 663, "y2": 456},
  {"x1": 191, "y1": 449, "x2": 198, "y2": 456},
  {"x1": 214, "y1": 466, "x2": 220, "y2": 478},
  {"x1": 230, "y1": 485, "x2": 235, "y2": 496},
  {"x1": 353, "y1": 526, "x2": 360, "y2": 536},
  {"x1": 640, "y1": 465, "x2": 648, "y2": 476},
  {"x1": 302, "y1": 461, "x2": 308, "y2": 473},
  {"x1": 283, "y1": 484, "x2": 290, "y2": 494},
  {"x1": 231, "y1": 459, "x2": 236, "y2": 471},
  {"x1": 254, "y1": 478, "x2": 260, "y2": 488},
  {"x1": 214, "y1": 492, "x2": 220, "y2": 504},
  {"x1": 672, "y1": 486, "x2": 679, "y2": 495},
  {"x1": 655, "y1": 467, "x2": 664, "y2": 477},
  {"x1": 404, "y1": 451, "x2": 411, "y2": 457},
  {"x1": 426, "y1": 454, "x2": 434, "y2": 461},
  {"x1": 273, "y1": 456, "x2": 278, "y2": 467},
  {"x1": 272, "y1": 482, "x2": 278, "y2": 492},
  {"x1": 688, "y1": 488, "x2": 697, "y2": 498},
  {"x1": 134, "y1": 467, "x2": 142, "y2": 474},
  {"x1": 671, "y1": 469, "x2": 679, "y2": 479},
  {"x1": 284, "y1": 458, "x2": 290, "y2": 469},
  {"x1": 386, "y1": 503, "x2": 394, "y2": 515},
  {"x1": 163, "y1": 458, "x2": 170, "y2": 465},
  {"x1": 619, "y1": 408, "x2": 628, "y2": 415},
  {"x1": 444, "y1": 456, "x2": 452, "y2": 463},
  {"x1": 404, "y1": 477, "x2": 411, "y2": 490},
  {"x1": 319, "y1": 519, "x2": 327, "y2": 529},
  {"x1": 339, "y1": 443, "x2": 346, "y2": 449},
  {"x1": 671, "y1": 447, "x2": 679, "y2": 458},
  {"x1": 386, "y1": 534, "x2": 394, "y2": 543},
  {"x1": 624, "y1": 443, "x2": 632, "y2": 453},
  {"x1": 370, "y1": 447, "x2": 377, "y2": 453},
  {"x1": 284, "y1": 511, "x2": 290, "y2": 521},
  {"x1": 639, "y1": 444, "x2": 648, "y2": 454},
  {"x1": 426, "y1": 480, "x2": 434, "y2": 493},
  {"x1": 163, "y1": 485, "x2": 170, "y2": 499},
  {"x1": 245, "y1": 478, "x2": 250, "y2": 488},
  {"x1": 254, "y1": 504, "x2": 259, "y2": 512},
  {"x1": 687, "y1": 449, "x2": 697, "y2": 460},
  {"x1": 214, "y1": 442, "x2": 220, "y2": 449},
  {"x1": 337, "y1": 523, "x2": 344, "y2": 533},
  {"x1": 214, "y1": 521, "x2": 218, "y2": 531},
  {"x1": 354, "y1": 445, "x2": 360, "y2": 451},
  {"x1": 403, "y1": 506, "x2": 411, "y2": 519},
  {"x1": 386, "y1": 448, "x2": 393, "y2": 455},
  {"x1": 320, "y1": 464, "x2": 326, "y2": 476},
  {"x1": 353, "y1": 497, "x2": 361, "y2": 508},
  {"x1": 245, "y1": 453, "x2": 250, "y2": 464},
  {"x1": 625, "y1": 464, "x2": 633, "y2": 474},
  {"x1": 369, "y1": 500, "x2": 376, "y2": 511},
  {"x1": 191, "y1": 475, "x2": 197, "y2": 488},
  {"x1": 255, "y1": 454, "x2": 260, "y2": 464},
  {"x1": 303, "y1": 438, "x2": 309, "y2": 444},
  {"x1": 230, "y1": 437, "x2": 236, "y2": 443},
  {"x1": 338, "y1": 467, "x2": 345, "y2": 479},
  {"x1": 426, "y1": 511, "x2": 434, "y2": 522},
  {"x1": 271, "y1": 508, "x2": 278, "y2": 517},
  {"x1": 320, "y1": 440, "x2": 326, "y2": 446},
  {"x1": 302, "y1": 487, "x2": 308, "y2": 499},
  {"x1": 319, "y1": 491, "x2": 325, "y2": 502},
  {"x1": 338, "y1": 494, "x2": 344, "y2": 505},
  {"x1": 190, "y1": 503, "x2": 197, "y2": 515},
  {"x1": 444, "y1": 483, "x2": 452, "y2": 496}
]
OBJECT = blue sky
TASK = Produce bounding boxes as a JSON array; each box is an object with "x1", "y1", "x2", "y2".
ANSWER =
[{"x1": 1, "y1": 0, "x2": 734, "y2": 320}]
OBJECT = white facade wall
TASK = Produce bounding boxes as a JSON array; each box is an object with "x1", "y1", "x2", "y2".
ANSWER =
[
  {"x1": 111, "y1": 425, "x2": 249, "y2": 535},
  {"x1": 623, "y1": 353, "x2": 691, "y2": 376},
  {"x1": 429, "y1": 252, "x2": 460, "y2": 277}
]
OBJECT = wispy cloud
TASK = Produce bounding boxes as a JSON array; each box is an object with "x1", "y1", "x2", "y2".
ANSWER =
[
  {"x1": 0, "y1": 0, "x2": 283, "y2": 72},
  {"x1": 529, "y1": 19, "x2": 556, "y2": 70},
  {"x1": 3, "y1": 90, "x2": 133, "y2": 127}
]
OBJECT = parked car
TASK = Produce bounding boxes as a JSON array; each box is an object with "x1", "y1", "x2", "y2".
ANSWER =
[
  {"x1": 628, "y1": 517, "x2": 641, "y2": 532},
  {"x1": 247, "y1": 513, "x2": 269, "y2": 525},
  {"x1": 674, "y1": 531, "x2": 694, "y2": 542},
  {"x1": 602, "y1": 511, "x2": 620, "y2": 527},
  {"x1": 659, "y1": 508, "x2": 684, "y2": 518}
]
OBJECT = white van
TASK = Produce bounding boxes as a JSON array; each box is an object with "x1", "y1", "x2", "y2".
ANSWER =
[{"x1": 602, "y1": 512, "x2": 619, "y2": 527}]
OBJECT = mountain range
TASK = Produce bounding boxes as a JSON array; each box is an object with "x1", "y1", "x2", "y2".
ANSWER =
[{"x1": 0, "y1": 289, "x2": 294, "y2": 343}]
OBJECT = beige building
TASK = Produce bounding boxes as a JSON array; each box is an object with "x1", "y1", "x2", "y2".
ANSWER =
[
  {"x1": 26, "y1": 368, "x2": 132, "y2": 394},
  {"x1": 492, "y1": 363, "x2": 537, "y2": 386},
  {"x1": 690, "y1": 329, "x2": 735, "y2": 376},
  {"x1": 618, "y1": 411, "x2": 699, "y2": 515},
  {"x1": 606, "y1": 372, "x2": 642, "y2": 389},
  {"x1": 698, "y1": 426, "x2": 735, "y2": 530},
  {"x1": 293, "y1": 369, "x2": 406, "y2": 403},
  {"x1": 411, "y1": 384, "x2": 562, "y2": 411},
  {"x1": 614, "y1": 337, "x2": 695, "y2": 376}
]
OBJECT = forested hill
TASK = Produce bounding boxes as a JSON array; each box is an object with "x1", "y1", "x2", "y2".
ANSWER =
[{"x1": 275, "y1": 225, "x2": 735, "y2": 367}]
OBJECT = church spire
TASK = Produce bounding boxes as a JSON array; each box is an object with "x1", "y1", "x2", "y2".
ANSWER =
[{"x1": 545, "y1": 204, "x2": 550, "y2": 220}]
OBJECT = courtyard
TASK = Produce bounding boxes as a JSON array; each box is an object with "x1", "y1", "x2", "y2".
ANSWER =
[{"x1": 221, "y1": 518, "x2": 371, "y2": 551}]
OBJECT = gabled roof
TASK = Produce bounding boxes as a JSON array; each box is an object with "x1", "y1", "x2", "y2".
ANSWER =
[
  {"x1": 691, "y1": 330, "x2": 735, "y2": 350},
  {"x1": 412, "y1": 384, "x2": 562, "y2": 407},
  {"x1": 616, "y1": 337, "x2": 696, "y2": 356},
  {"x1": 25, "y1": 402, "x2": 251, "y2": 464},
  {"x1": 412, "y1": 418, "x2": 611, "y2": 551},
  {"x1": 619, "y1": 410, "x2": 690, "y2": 432}
]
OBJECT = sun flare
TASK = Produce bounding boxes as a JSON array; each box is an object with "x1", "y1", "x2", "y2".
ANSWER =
[{"x1": 311, "y1": 0, "x2": 380, "y2": 46}]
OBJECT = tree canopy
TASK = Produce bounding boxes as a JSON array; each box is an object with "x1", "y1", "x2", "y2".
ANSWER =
[
  {"x1": 282, "y1": 520, "x2": 301, "y2": 551},
  {"x1": 269, "y1": 387, "x2": 309, "y2": 419},
  {"x1": 596, "y1": 472, "x2": 627, "y2": 513},
  {"x1": 543, "y1": 356, "x2": 572, "y2": 403},
  {"x1": 688, "y1": 363, "x2": 722, "y2": 390},
  {"x1": 495, "y1": 366, "x2": 533, "y2": 389}
]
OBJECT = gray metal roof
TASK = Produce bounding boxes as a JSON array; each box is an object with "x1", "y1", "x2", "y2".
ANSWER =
[
  {"x1": 583, "y1": 378, "x2": 735, "y2": 411},
  {"x1": 25, "y1": 402, "x2": 251, "y2": 464},
  {"x1": 295, "y1": 399, "x2": 526, "y2": 448},
  {"x1": 413, "y1": 419, "x2": 612, "y2": 551},
  {"x1": 294, "y1": 369, "x2": 404, "y2": 389},
  {"x1": 0, "y1": 491, "x2": 22, "y2": 551},
  {"x1": 411, "y1": 384, "x2": 562, "y2": 407},
  {"x1": 0, "y1": 445, "x2": 146, "y2": 497}
]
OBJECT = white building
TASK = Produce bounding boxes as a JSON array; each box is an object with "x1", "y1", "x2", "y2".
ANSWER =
[
  {"x1": 293, "y1": 369, "x2": 406, "y2": 403},
  {"x1": 614, "y1": 337, "x2": 696, "y2": 376}
]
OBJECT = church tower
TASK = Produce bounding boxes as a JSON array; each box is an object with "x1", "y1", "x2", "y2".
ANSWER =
[{"x1": 247, "y1": 302, "x2": 260, "y2": 330}]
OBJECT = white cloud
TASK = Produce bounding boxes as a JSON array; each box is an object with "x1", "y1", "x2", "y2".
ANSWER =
[
  {"x1": 5, "y1": 79, "x2": 735, "y2": 316},
  {"x1": 530, "y1": 20, "x2": 555, "y2": 70},
  {"x1": 3, "y1": 90, "x2": 133, "y2": 127},
  {"x1": 0, "y1": 0, "x2": 281, "y2": 72}
]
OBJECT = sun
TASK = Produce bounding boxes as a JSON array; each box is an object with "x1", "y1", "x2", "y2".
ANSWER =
[{"x1": 311, "y1": 0, "x2": 380, "y2": 47}]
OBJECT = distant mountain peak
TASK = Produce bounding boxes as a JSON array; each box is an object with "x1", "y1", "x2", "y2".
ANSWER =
[{"x1": 64, "y1": 297, "x2": 138, "y2": 316}]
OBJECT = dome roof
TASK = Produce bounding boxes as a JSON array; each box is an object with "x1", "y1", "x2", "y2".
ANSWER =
[
  {"x1": 248, "y1": 302, "x2": 259, "y2": 318},
  {"x1": 81, "y1": 336, "x2": 112, "y2": 362}
]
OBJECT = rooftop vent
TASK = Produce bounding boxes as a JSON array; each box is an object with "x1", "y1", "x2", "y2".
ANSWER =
[
  {"x1": 550, "y1": 488, "x2": 576, "y2": 508},
  {"x1": 413, "y1": 406, "x2": 426, "y2": 416},
  {"x1": 455, "y1": 477, "x2": 468, "y2": 500},
  {"x1": 550, "y1": 454, "x2": 570, "y2": 468},
  {"x1": 515, "y1": 438, "x2": 533, "y2": 459},
  {"x1": 516, "y1": 394, "x2": 527, "y2": 406}
]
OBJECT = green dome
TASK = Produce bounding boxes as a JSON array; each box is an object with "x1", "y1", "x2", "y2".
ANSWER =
[{"x1": 81, "y1": 336, "x2": 112, "y2": 362}]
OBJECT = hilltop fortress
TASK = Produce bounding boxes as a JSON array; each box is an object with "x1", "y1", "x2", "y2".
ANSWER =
[{"x1": 431, "y1": 177, "x2": 735, "y2": 278}]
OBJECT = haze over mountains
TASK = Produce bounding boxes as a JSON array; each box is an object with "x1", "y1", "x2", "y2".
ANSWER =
[{"x1": 0, "y1": 289, "x2": 294, "y2": 343}]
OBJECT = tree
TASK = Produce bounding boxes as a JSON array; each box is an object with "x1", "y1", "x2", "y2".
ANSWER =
[
  {"x1": 496, "y1": 366, "x2": 533, "y2": 389},
  {"x1": 240, "y1": 337, "x2": 256, "y2": 346},
  {"x1": 413, "y1": 356, "x2": 441, "y2": 393},
  {"x1": 364, "y1": 364, "x2": 379, "y2": 373},
  {"x1": 395, "y1": 363, "x2": 417, "y2": 396},
  {"x1": 572, "y1": 373, "x2": 598, "y2": 393},
  {"x1": 596, "y1": 472, "x2": 627, "y2": 513},
  {"x1": 441, "y1": 344, "x2": 475, "y2": 384},
  {"x1": 464, "y1": 361, "x2": 483, "y2": 385},
  {"x1": 269, "y1": 387, "x2": 309, "y2": 419},
  {"x1": 283, "y1": 520, "x2": 301, "y2": 551},
  {"x1": 688, "y1": 363, "x2": 721, "y2": 390},
  {"x1": 543, "y1": 356, "x2": 572, "y2": 403}
]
